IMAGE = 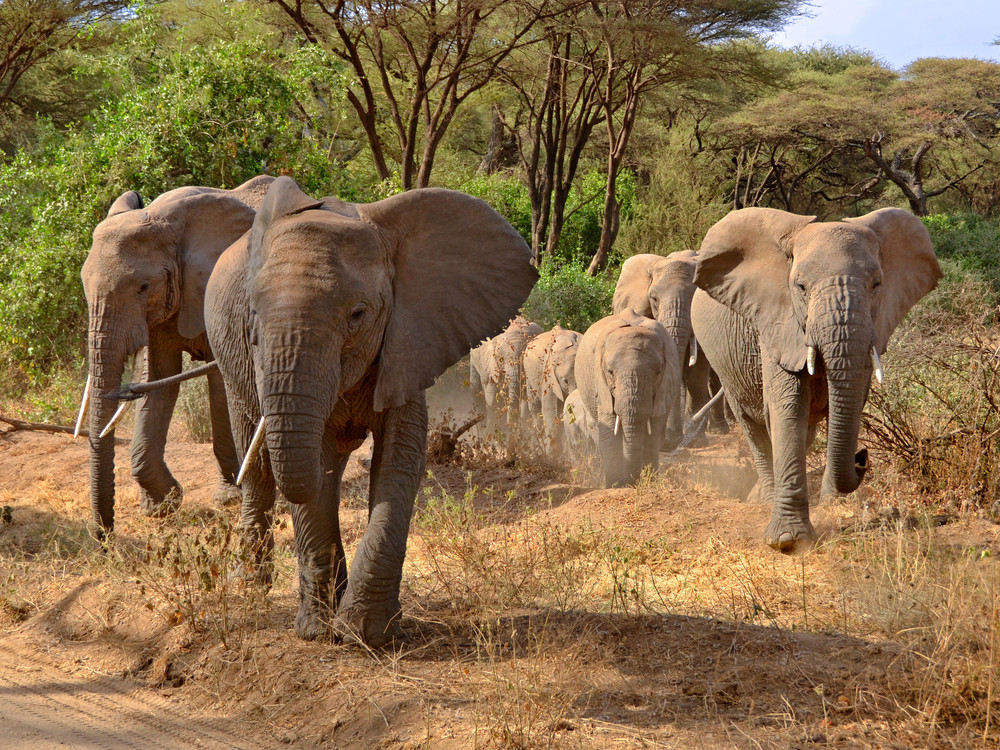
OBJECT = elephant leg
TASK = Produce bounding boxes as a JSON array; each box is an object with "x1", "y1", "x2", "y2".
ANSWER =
[
  {"x1": 130, "y1": 343, "x2": 183, "y2": 517},
  {"x1": 231, "y1": 406, "x2": 276, "y2": 587},
  {"x1": 206, "y1": 366, "x2": 242, "y2": 507},
  {"x1": 292, "y1": 447, "x2": 349, "y2": 641},
  {"x1": 762, "y1": 362, "x2": 815, "y2": 553},
  {"x1": 643, "y1": 415, "x2": 665, "y2": 473},
  {"x1": 663, "y1": 382, "x2": 685, "y2": 451},
  {"x1": 336, "y1": 395, "x2": 428, "y2": 648},
  {"x1": 708, "y1": 368, "x2": 731, "y2": 434},
  {"x1": 739, "y1": 413, "x2": 775, "y2": 506},
  {"x1": 541, "y1": 395, "x2": 561, "y2": 460},
  {"x1": 683, "y1": 358, "x2": 713, "y2": 446},
  {"x1": 595, "y1": 417, "x2": 624, "y2": 488}
]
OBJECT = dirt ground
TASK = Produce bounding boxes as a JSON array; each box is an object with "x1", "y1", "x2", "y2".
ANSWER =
[{"x1": 2, "y1": 393, "x2": 1000, "y2": 748}]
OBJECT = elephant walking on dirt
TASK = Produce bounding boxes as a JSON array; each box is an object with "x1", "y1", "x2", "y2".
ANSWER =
[
  {"x1": 574, "y1": 310, "x2": 679, "y2": 487},
  {"x1": 614, "y1": 251, "x2": 728, "y2": 447},
  {"x1": 469, "y1": 316, "x2": 543, "y2": 437},
  {"x1": 204, "y1": 177, "x2": 537, "y2": 644},
  {"x1": 522, "y1": 325, "x2": 582, "y2": 459},
  {"x1": 691, "y1": 207, "x2": 941, "y2": 553},
  {"x1": 80, "y1": 175, "x2": 274, "y2": 535}
]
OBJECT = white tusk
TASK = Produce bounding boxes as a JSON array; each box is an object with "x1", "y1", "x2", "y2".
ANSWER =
[
  {"x1": 614, "y1": 415, "x2": 620, "y2": 436},
  {"x1": 73, "y1": 373, "x2": 91, "y2": 439},
  {"x1": 236, "y1": 418, "x2": 267, "y2": 487},
  {"x1": 99, "y1": 399, "x2": 131, "y2": 439},
  {"x1": 806, "y1": 346, "x2": 817, "y2": 376},
  {"x1": 688, "y1": 338, "x2": 698, "y2": 367},
  {"x1": 647, "y1": 419, "x2": 652, "y2": 435},
  {"x1": 871, "y1": 347, "x2": 884, "y2": 385}
]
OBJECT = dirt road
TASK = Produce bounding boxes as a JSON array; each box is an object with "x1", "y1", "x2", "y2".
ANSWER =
[{"x1": 0, "y1": 640, "x2": 262, "y2": 749}]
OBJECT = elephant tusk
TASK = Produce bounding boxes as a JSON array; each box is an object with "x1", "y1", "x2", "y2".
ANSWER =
[
  {"x1": 73, "y1": 373, "x2": 91, "y2": 439},
  {"x1": 237, "y1": 418, "x2": 266, "y2": 487},
  {"x1": 871, "y1": 347, "x2": 884, "y2": 385},
  {"x1": 688, "y1": 338, "x2": 698, "y2": 367},
  {"x1": 614, "y1": 415, "x2": 620, "y2": 436},
  {"x1": 806, "y1": 345, "x2": 817, "y2": 376},
  {"x1": 98, "y1": 399, "x2": 132, "y2": 439},
  {"x1": 647, "y1": 419, "x2": 652, "y2": 435}
]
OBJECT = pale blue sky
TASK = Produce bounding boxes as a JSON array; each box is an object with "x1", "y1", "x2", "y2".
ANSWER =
[{"x1": 772, "y1": 0, "x2": 999, "y2": 69}]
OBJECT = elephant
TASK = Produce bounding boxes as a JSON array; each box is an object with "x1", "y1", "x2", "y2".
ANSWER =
[
  {"x1": 468, "y1": 315, "x2": 543, "y2": 437},
  {"x1": 204, "y1": 176, "x2": 537, "y2": 644},
  {"x1": 522, "y1": 325, "x2": 582, "y2": 458},
  {"x1": 690, "y1": 207, "x2": 942, "y2": 553},
  {"x1": 80, "y1": 174, "x2": 275, "y2": 534},
  {"x1": 562, "y1": 388, "x2": 596, "y2": 462},
  {"x1": 613, "y1": 251, "x2": 728, "y2": 447},
  {"x1": 574, "y1": 309, "x2": 680, "y2": 487}
]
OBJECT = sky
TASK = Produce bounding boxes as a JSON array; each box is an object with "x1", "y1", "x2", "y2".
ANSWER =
[{"x1": 772, "y1": 0, "x2": 999, "y2": 69}]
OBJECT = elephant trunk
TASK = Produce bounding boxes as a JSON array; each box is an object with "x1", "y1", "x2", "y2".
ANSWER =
[
  {"x1": 262, "y1": 369, "x2": 331, "y2": 505},
  {"x1": 87, "y1": 305, "x2": 137, "y2": 534},
  {"x1": 813, "y1": 286, "x2": 873, "y2": 495},
  {"x1": 616, "y1": 373, "x2": 647, "y2": 484}
]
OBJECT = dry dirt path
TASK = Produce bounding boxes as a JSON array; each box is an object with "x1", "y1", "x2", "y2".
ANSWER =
[{"x1": 0, "y1": 639, "x2": 263, "y2": 750}]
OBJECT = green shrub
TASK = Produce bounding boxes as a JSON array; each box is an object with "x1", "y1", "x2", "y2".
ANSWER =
[
  {"x1": 522, "y1": 260, "x2": 615, "y2": 334},
  {"x1": 922, "y1": 213, "x2": 1000, "y2": 305}
]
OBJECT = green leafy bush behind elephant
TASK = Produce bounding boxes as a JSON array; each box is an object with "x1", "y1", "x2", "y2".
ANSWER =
[
  {"x1": 204, "y1": 177, "x2": 537, "y2": 644},
  {"x1": 691, "y1": 207, "x2": 942, "y2": 553},
  {"x1": 80, "y1": 175, "x2": 274, "y2": 534},
  {"x1": 574, "y1": 310, "x2": 680, "y2": 487}
]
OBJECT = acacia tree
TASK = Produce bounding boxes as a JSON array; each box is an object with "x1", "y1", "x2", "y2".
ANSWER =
[
  {"x1": 584, "y1": 0, "x2": 803, "y2": 273},
  {"x1": 264, "y1": 0, "x2": 562, "y2": 189},
  {"x1": 0, "y1": 0, "x2": 130, "y2": 147}
]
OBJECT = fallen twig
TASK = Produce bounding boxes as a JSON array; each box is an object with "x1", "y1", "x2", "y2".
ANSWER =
[{"x1": 0, "y1": 415, "x2": 129, "y2": 444}]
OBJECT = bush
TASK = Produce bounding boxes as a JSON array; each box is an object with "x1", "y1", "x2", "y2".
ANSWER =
[
  {"x1": 0, "y1": 27, "x2": 358, "y2": 384},
  {"x1": 922, "y1": 213, "x2": 1000, "y2": 305},
  {"x1": 521, "y1": 260, "x2": 615, "y2": 334}
]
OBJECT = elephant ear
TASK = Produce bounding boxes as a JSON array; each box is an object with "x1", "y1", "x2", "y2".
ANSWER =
[
  {"x1": 613, "y1": 254, "x2": 656, "y2": 316},
  {"x1": 171, "y1": 191, "x2": 260, "y2": 339},
  {"x1": 363, "y1": 188, "x2": 537, "y2": 412},
  {"x1": 694, "y1": 208, "x2": 817, "y2": 372},
  {"x1": 107, "y1": 191, "x2": 143, "y2": 217},
  {"x1": 844, "y1": 208, "x2": 942, "y2": 353}
]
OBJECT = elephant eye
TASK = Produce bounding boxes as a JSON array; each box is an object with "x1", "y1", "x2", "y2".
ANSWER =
[
  {"x1": 795, "y1": 281, "x2": 806, "y2": 293},
  {"x1": 348, "y1": 303, "x2": 367, "y2": 330},
  {"x1": 873, "y1": 278, "x2": 882, "y2": 289},
  {"x1": 138, "y1": 281, "x2": 151, "y2": 294}
]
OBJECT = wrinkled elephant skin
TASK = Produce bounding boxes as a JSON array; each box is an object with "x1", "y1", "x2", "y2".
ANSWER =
[
  {"x1": 691, "y1": 207, "x2": 942, "y2": 554},
  {"x1": 522, "y1": 326, "x2": 582, "y2": 458},
  {"x1": 205, "y1": 177, "x2": 537, "y2": 645}
]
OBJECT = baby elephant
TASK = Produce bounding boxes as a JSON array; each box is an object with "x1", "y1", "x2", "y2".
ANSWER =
[{"x1": 575, "y1": 310, "x2": 679, "y2": 487}]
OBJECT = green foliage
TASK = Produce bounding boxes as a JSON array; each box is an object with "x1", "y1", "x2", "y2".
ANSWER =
[
  {"x1": 522, "y1": 261, "x2": 615, "y2": 334},
  {"x1": 921, "y1": 214, "x2": 1000, "y2": 304},
  {"x1": 0, "y1": 20, "x2": 358, "y2": 382},
  {"x1": 459, "y1": 173, "x2": 533, "y2": 245}
]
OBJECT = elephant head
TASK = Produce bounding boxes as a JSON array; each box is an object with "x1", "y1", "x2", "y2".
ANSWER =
[
  {"x1": 694, "y1": 207, "x2": 941, "y2": 496},
  {"x1": 80, "y1": 176, "x2": 271, "y2": 532},
  {"x1": 578, "y1": 310, "x2": 678, "y2": 486},
  {"x1": 242, "y1": 177, "x2": 538, "y2": 505},
  {"x1": 614, "y1": 251, "x2": 698, "y2": 445}
]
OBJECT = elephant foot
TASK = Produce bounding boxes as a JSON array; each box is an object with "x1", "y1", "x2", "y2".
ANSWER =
[
  {"x1": 709, "y1": 418, "x2": 730, "y2": 435},
  {"x1": 233, "y1": 561, "x2": 273, "y2": 590},
  {"x1": 212, "y1": 477, "x2": 243, "y2": 508},
  {"x1": 295, "y1": 602, "x2": 333, "y2": 641},
  {"x1": 764, "y1": 516, "x2": 817, "y2": 555},
  {"x1": 334, "y1": 600, "x2": 402, "y2": 649},
  {"x1": 139, "y1": 484, "x2": 182, "y2": 517}
]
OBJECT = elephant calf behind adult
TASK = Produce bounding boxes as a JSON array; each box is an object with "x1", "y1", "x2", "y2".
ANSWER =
[
  {"x1": 81, "y1": 175, "x2": 275, "y2": 535},
  {"x1": 575, "y1": 310, "x2": 679, "y2": 487},
  {"x1": 691, "y1": 207, "x2": 941, "y2": 553}
]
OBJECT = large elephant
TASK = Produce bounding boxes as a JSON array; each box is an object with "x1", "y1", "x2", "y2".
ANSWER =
[
  {"x1": 522, "y1": 325, "x2": 581, "y2": 458},
  {"x1": 613, "y1": 251, "x2": 727, "y2": 447},
  {"x1": 204, "y1": 177, "x2": 537, "y2": 644},
  {"x1": 81, "y1": 175, "x2": 274, "y2": 534},
  {"x1": 468, "y1": 315, "x2": 543, "y2": 436},
  {"x1": 691, "y1": 207, "x2": 941, "y2": 553},
  {"x1": 574, "y1": 310, "x2": 679, "y2": 487}
]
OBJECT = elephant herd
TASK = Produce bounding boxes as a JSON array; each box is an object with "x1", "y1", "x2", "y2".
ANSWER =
[{"x1": 73, "y1": 172, "x2": 942, "y2": 647}]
